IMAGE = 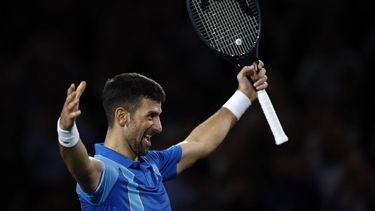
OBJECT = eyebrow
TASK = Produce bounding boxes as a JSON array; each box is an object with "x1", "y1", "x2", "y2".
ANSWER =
[{"x1": 146, "y1": 110, "x2": 162, "y2": 117}]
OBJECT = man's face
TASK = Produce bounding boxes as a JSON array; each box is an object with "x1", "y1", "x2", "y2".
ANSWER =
[{"x1": 125, "y1": 98, "x2": 162, "y2": 156}]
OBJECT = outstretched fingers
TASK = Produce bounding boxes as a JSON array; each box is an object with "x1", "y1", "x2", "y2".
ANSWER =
[
  {"x1": 67, "y1": 83, "x2": 75, "y2": 95},
  {"x1": 75, "y1": 81, "x2": 86, "y2": 100},
  {"x1": 65, "y1": 82, "x2": 86, "y2": 107},
  {"x1": 60, "y1": 81, "x2": 86, "y2": 130},
  {"x1": 65, "y1": 90, "x2": 77, "y2": 106},
  {"x1": 67, "y1": 97, "x2": 79, "y2": 111},
  {"x1": 69, "y1": 109, "x2": 82, "y2": 119}
]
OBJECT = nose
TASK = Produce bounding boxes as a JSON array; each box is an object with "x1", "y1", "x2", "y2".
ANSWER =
[{"x1": 153, "y1": 117, "x2": 162, "y2": 134}]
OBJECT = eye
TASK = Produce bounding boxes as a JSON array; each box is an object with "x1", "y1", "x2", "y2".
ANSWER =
[{"x1": 147, "y1": 112, "x2": 159, "y2": 121}]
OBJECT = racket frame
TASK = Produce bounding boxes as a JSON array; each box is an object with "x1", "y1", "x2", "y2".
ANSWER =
[
  {"x1": 186, "y1": 0, "x2": 288, "y2": 145},
  {"x1": 186, "y1": 0, "x2": 262, "y2": 67}
]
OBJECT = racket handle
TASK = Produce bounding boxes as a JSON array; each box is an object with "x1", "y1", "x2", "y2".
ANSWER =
[{"x1": 257, "y1": 90, "x2": 288, "y2": 145}]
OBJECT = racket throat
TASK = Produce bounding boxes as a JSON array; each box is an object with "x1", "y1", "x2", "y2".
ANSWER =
[{"x1": 234, "y1": 54, "x2": 258, "y2": 68}]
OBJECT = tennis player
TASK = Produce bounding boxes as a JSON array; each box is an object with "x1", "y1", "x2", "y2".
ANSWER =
[{"x1": 57, "y1": 61, "x2": 268, "y2": 210}]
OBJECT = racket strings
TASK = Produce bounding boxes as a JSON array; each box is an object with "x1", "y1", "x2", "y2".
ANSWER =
[
  {"x1": 191, "y1": 0, "x2": 223, "y2": 51},
  {"x1": 217, "y1": 1, "x2": 254, "y2": 55},
  {"x1": 207, "y1": 1, "x2": 232, "y2": 52},
  {"x1": 212, "y1": 0, "x2": 243, "y2": 55},
  {"x1": 190, "y1": 0, "x2": 260, "y2": 56},
  {"x1": 216, "y1": 0, "x2": 258, "y2": 54},
  {"x1": 191, "y1": 0, "x2": 225, "y2": 47},
  {"x1": 221, "y1": 0, "x2": 251, "y2": 55}
]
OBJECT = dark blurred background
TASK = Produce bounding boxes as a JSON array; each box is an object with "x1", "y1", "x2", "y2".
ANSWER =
[{"x1": 2, "y1": 0, "x2": 375, "y2": 210}]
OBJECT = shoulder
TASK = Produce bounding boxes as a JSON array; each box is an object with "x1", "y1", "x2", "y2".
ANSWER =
[
  {"x1": 76, "y1": 156, "x2": 121, "y2": 205},
  {"x1": 93, "y1": 155, "x2": 121, "y2": 177},
  {"x1": 143, "y1": 145, "x2": 182, "y2": 164}
]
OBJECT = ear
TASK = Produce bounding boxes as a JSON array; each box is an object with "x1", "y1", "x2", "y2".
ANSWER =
[{"x1": 114, "y1": 107, "x2": 129, "y2": 127}]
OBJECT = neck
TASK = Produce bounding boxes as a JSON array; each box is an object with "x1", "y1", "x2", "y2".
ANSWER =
[{"x1": 104, "y1": 127, "x2": 138, "y2": 161}]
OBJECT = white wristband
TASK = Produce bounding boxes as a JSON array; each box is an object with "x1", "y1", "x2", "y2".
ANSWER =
[
  {"x1": 57, "y1": 118, "x2": 80, "y2": 147},
  {"x1": 223, "y1": 90, "x2": 251, "y2": 120}
]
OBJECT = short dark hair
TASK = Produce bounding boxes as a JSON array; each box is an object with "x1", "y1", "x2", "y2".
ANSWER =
[{"x1": 102, "y1": 73, "x2": 166, "y2": 127}]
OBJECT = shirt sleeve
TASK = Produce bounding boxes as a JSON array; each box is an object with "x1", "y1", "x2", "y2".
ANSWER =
[
  {"x1": 147, "y1": 145, "x2": 182, "y2": 182},
  {"x1": 76, "y1": 155, "x2": 119, "y2": 205}
]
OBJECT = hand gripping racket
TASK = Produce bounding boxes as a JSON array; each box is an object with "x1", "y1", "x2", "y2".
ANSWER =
[{"x1": 187, "y1": 0, "x2": 288, "y2": 145}]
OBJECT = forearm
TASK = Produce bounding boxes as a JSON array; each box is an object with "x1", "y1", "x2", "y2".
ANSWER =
[
  {"x1": 184, "y1": 107, "x2": 237, "y2": 159},
  {"x1": 177, "y1": 90, "x2": 252, "y2": 173},
  {"x1": 58, "y1": 118, "x2": 91, "y2": 179},
  {"x1": 59, "y1": 140, "x2": 102, "y2": 192},
  {"x1": 59, "y1": 140, "x2": 91, "y2": 180},
  {"x1": 57, "y1": 119, "x2": 101, "y2": 192}
]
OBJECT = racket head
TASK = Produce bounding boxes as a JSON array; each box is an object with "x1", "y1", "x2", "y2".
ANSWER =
[{"x1": 187, "y1": 0, "x2": 262, "y2": 67}]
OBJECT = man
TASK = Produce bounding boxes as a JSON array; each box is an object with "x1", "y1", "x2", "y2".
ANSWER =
[{"x1": 57, "y1": 61, "x2": 268, "y2": 210}]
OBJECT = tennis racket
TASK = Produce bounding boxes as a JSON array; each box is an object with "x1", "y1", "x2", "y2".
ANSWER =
[{"x1": 187, "y1": 0, "x2": 288, "y2": 145}]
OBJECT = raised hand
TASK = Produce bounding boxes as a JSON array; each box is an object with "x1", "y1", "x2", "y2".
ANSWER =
[
  {"x1": 59, "y1": 81, "x2": 86, "y2": 130},
  {"x1": 237, "y1": 60, "x2": 268, "y2": 102}
]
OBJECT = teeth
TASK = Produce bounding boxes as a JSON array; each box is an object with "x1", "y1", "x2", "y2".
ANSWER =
[{"x1": 145, "y1": 135, "x2": 151, "y2": 141}]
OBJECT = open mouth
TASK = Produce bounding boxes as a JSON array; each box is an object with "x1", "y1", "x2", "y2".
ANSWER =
[{"x1": 143, "y1": 134, "x2": 152, "y2": 147}]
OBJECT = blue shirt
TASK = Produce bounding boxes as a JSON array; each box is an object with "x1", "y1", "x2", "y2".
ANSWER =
[{"x1": 76, "y1": 143, "x2": 182, "y2": 211}]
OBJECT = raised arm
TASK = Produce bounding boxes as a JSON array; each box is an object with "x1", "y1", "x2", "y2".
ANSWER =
[
  {"x1": 176, "y1": 61, "x2": 268, "y2": 174},
  {"x1": 58, "y1": 81, "x2": 102, "y2": 193}
]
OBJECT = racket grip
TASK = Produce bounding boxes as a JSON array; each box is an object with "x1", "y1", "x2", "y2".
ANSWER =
[{"x1": 257, "y1": 90, "x2": 288, "y2": 145}]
